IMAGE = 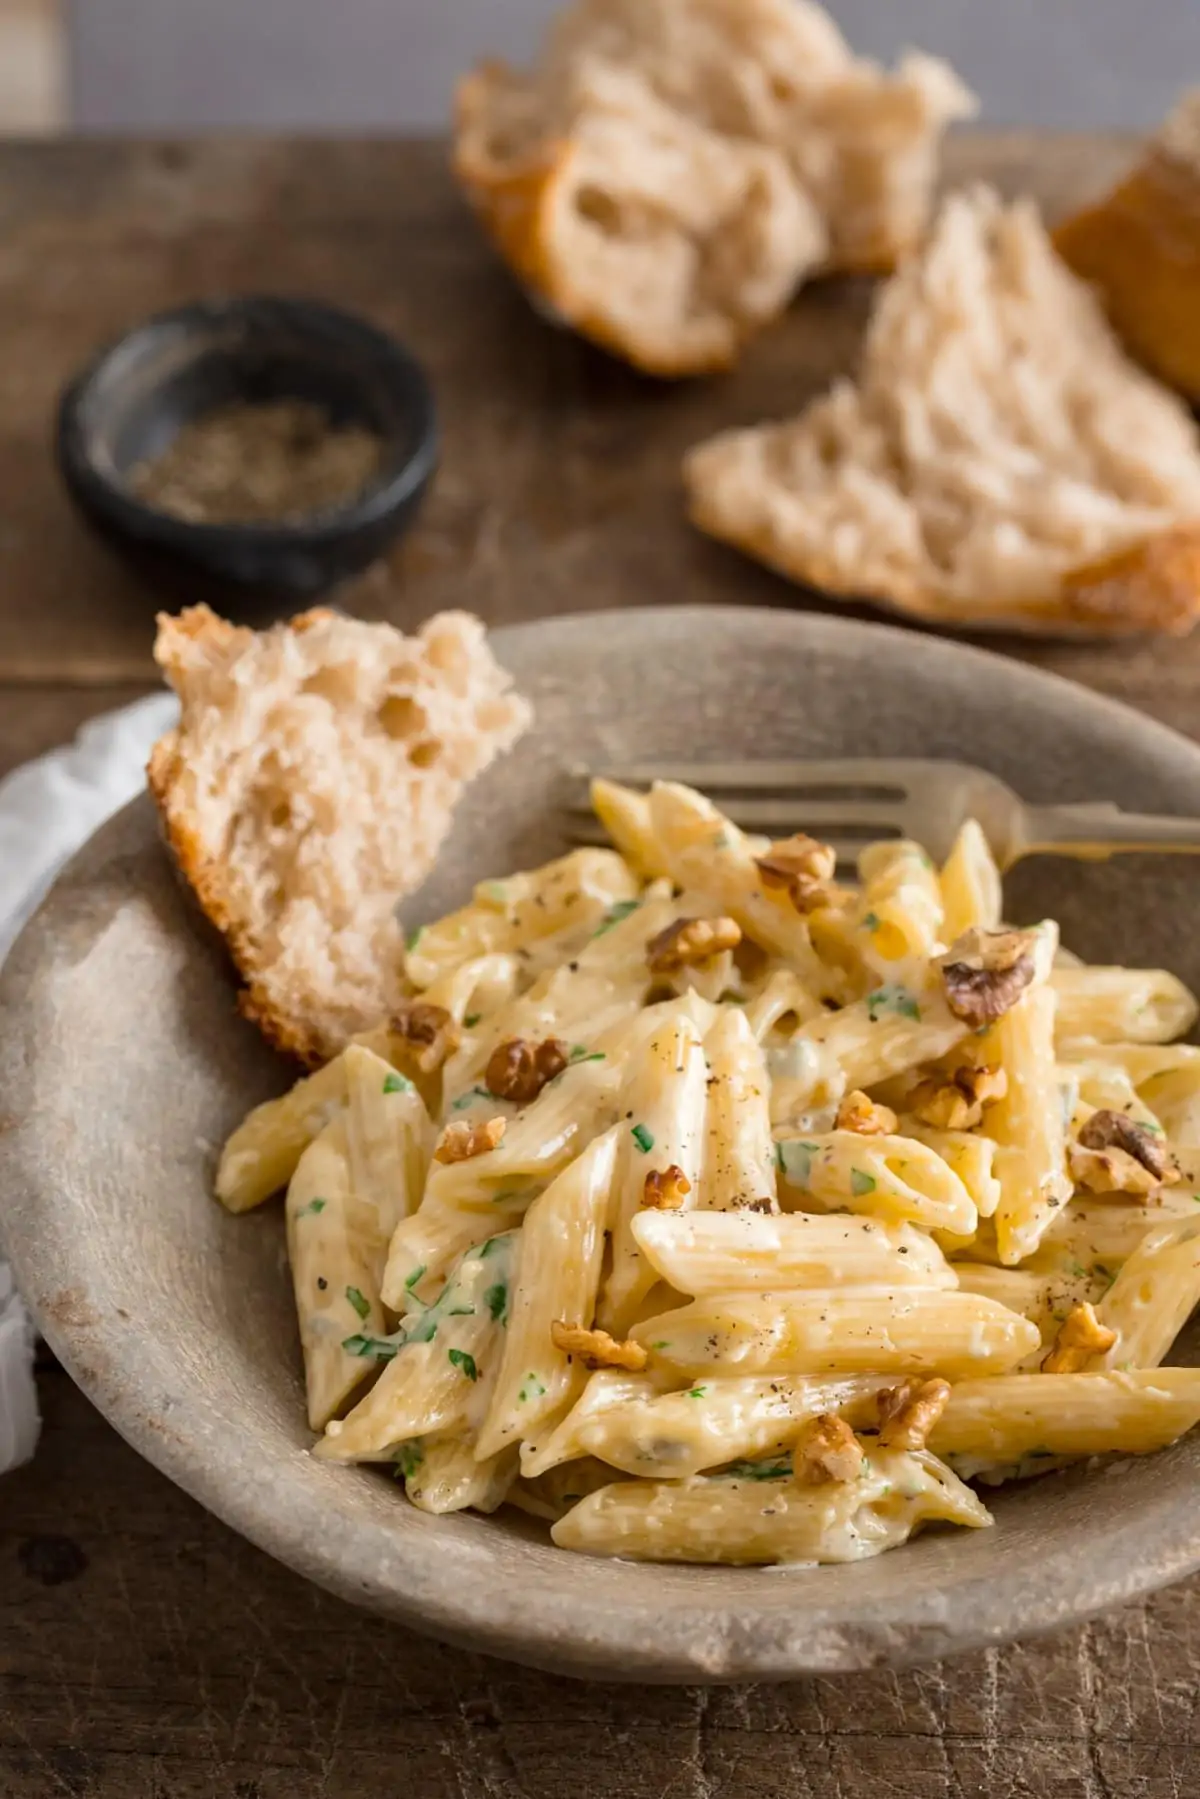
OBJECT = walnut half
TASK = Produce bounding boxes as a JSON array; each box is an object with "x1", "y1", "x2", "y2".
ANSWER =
[
  {"x1": 646, "y1": 915, "x2": 741, "y2": 972},
  {"x1": 550, "y1": 1322, "x2": 648, "y2": 1371},
  {"x1": 755, "y1": 834, "x2": 838, "y2": 914},
  {"x1": 434, "y1": 1116, "x2": 506, "y2": 1164},
  {"x1": 1042, "y1": 1301, "x2": 1117, "y2": 1373},
  {"x1": 485, "y1": 1035, "x2": 569, "y2": 1104},
  {"x1": 937, "y1": 928, "x2": 1038, "y2": 1028},
  {"x1": 911, "y1": 1063, "x2": 1008, "y2": 1131},
  {"x1": 876, "y1": 1377, "x2": 951, "y2": 1450},
  {"x1": 1070, "y1": 1109, "x2": 1179, "y2": 1196},
  {"x1": 642, "y1": 1164, "x2": 692, "y2": 1210},
  {"x1": 793, "y1": 1414, "x2": 864, "y2": 1486},
  {"x1": 835, "y1": 1089, "x2": 898, "y2": 1136},
  {"x1": 390, "y1": 1000, "x2": 461, "y2": 1073}
]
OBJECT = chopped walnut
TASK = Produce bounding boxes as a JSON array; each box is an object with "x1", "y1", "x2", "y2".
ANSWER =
[
  {"x1": 938, "y1": 928, "x2": 1038, "y2": 1028},
  {"x1": 755, "y1": 834, "x2": 838, "y2": 914},
  {"x1": 911, "y1": 1063, "x2": 1008, "y2": 1131},
  {"x1": 876, "y1": 1377, "x2": 951, "y2": 1450},
  {"x1": 1073, "y1": 1109, "x2": 1178, "y2": 1193},
  {"x1": 390, "y1": 1001, "x2": 462, "y2": 1073},
  {"x1": 550, "y1": 1321, "x2": 648, "y2": 1371},
  {"x1": 485, "y1": 1036, "x2": 569, "y2": 1104},
  {"x1": 646, "y1": 915, "x2": 742, "y2": 972},
  {"x1": 642, "y1": 1164, "x2": 692, "y2": 1210},
  {"x1": 1042, "y1": 1301, "x2": 1117, "y2": 1373},
  {"x1": 433, "y1": 1116, "x2": 506, "y2": 1164},
  {"x1": 835, "y1": 1089, "x2": 898, "y2": 1136},
  {"x1": 793, "y1": 1413, "x2": 865, "y2": 1486}
]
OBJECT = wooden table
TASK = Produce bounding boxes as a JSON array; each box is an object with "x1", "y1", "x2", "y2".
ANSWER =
[{"x1": 3, "y1": 133, "x2": 1200, "y2": 1799}]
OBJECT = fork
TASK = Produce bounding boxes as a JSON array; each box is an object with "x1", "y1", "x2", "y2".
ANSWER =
[{"x1": 564, "y1": 758, "x2": 1200, "y2": 869}]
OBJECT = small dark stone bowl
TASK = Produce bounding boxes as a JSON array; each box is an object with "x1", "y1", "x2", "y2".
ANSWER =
[{"x1": 56, "y1": 296, "x2": 438, "y2": 610}]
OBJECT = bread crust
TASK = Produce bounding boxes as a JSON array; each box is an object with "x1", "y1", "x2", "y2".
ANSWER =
[{"x1": 687, "y1": 483, "x2": 1200, "y2": 639}]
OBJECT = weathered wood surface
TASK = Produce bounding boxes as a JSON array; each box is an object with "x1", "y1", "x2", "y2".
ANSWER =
[{"x1": 4, "y1": 132, "x2": 1200, "y2": 1797}]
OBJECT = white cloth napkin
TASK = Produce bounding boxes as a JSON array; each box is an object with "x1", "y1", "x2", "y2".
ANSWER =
[{"x1": 0, "y1": 691, "x2": 178, "y2": 1472}]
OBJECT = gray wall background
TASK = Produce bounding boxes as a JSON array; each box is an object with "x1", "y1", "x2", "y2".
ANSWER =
[{"x1": 69, "y1": 0, "x2": 1199, "y2": 133}]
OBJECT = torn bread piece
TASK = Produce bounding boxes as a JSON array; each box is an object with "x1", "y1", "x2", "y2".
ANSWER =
[
  {"x1": 454, "y1": 0, "x2": 974, "y2": 376},
  {"x1": 1055, "y1": 88, "x2": 1200, "y2": 405},
  {"x1": 148, "y1": 605, "x2": 531, "y2": 1066},
  {"x1": 685, "y1": 185, "x2": 1200, "y2": 635}
]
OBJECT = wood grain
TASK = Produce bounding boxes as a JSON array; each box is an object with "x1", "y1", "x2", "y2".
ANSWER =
[{"x1": 4, "y1": 130, "x2": 1200, "y2": 1796}]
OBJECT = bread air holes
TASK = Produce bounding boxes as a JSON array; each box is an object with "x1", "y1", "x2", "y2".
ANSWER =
[
  {"x1": 378, "y1": 693, "x2": 444, "y2": 767},
  {"x1": 301, "y1": 663, "x2": 361, "y2": 706}
]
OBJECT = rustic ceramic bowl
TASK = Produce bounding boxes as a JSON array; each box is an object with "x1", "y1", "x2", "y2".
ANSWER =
[{"x1": 4, "y1": 606, "x2": 1200, "y2": 1683}]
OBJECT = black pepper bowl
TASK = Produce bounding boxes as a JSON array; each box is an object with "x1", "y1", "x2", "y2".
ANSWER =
[{"x1": 56, "y1": 296, "x2": 438, "y2": 610}]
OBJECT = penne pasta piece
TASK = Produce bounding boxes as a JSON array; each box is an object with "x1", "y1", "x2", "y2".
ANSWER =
[
  {"x1": 600, "y1": 1010, "x2": 709, "y2": 1333},
  {"x1": 519, "y1": 1369, "x2": 660, "y2": 1477},
  {"x1": 590, "y1": 778, "x2": 670, "y2": 879},
  {"x1": 854, "y1": 840, "x2": 944, "y2": 973},
  {"x1": 1137, "y1": 1065, "x2": 1200, "y2": 1145},
  {"x1": 343, "y1": 1044, "x2": 433, "y2": 1240},
  {"x1": 286, "y1": 1114, "x2": 386, "y2": 1431},
  {"x1": 939, "y1": 820, "x2": 1002, "y2": 941},
  {"x1": 405, "y1": 847, "x2": 638, "y2": 987},
  {"x1": 509, "y1": 1456, "x2": 619, "y2": 1522},
  {"x1": 576, "y1": 1372, "x2": 890, "y2": 1478},
  {"x1": 315, "y1": 1232, "x2": 517, "y2": 1462},
  {"x1": 769, "y1": 980, "x2": 969, "y2": 1120},
  {"x1": 700, "y1": 1009, "x2": 778, "y2": 1213},
  {"x1": 1093, "y1": 1216, "x2": 1200, "y2": 1369},
  {"x1": 418, "y1": 952, "x2": 524, "y2": 1025},
  {"x1": 630, "y1": 1208, "x2": 956, "y2": 1295},
  {"x1": 741, "y1": 967, "x2": 826, "y2": 1040},
  {"x1": 380, "y1": 1197, "x2": 516, "y2": 1310},
  {"x1": 1053, "y1": 966, "x2": 1198, "y2": 1046},
  {"x1": 930, "y1": 1370, "x2": 1200, "y2": 1462},
  {"x1": 646, "y1": 782, "x2": 834, "y2": 994},
  {"x1": 775, "y1": 1131, "x2": 977, "y2": 1236},
  {"x1": 552, "y1": 1449, "x2": 991, "y2": 1563},
  {"x1": 987, "y1": 987, "x2": 1072, "y2": 1265},
  {"x1": 903, "y1": 1124, "x2": 1001, "y2": 1219},
  {"x1": 476, "y1": 1127, "x2": 618, "y2": 1460},
  {"x1": 217, "y1": 1052, "x2": 349, "y2": 1212},
  {"x1": 404, "y1": 1437, "x2": 518, "y2": 1515},
  {"x1": 632, "y1": 1287, "x2": 1039, "y2": 1379},
  {"x1": 1042, "y1": 1190, "x2": 1200, "y2": 1266}
]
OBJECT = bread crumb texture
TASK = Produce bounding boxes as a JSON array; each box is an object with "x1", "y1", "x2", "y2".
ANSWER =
[
  {"x1": 685, "y1": 185, "x2": 1200, "y2": 635},
  {"x1": 453, "y1": 0, "x2": 974, "y2": 376},
  {"x1": 148, "y1": 605, "x2": 531, "y2": 1065}
]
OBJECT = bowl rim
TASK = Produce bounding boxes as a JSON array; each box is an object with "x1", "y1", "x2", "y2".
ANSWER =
[
  {"x1": 8, "y1": 602, "x2": 1200, "y2": 1682},
  {"x1": 54, "y1": 293, "x2": 439, "y2": 555}
]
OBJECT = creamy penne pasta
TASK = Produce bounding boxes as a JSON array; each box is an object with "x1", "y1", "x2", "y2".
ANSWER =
[
  {"x1": 552, "y1": 1449, "x2": 991, "y2": 1564},
  {"x1": 217, "y1": 782, "x2": 1200, "y2": 1567}
]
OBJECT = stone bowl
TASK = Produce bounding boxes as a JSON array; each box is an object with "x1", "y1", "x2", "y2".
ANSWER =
[{"x1": 4, "y1": 605, "x2": 1200, "y2": 1683}]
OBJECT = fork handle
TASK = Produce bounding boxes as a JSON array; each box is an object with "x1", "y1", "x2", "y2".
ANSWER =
[{"x1": 1013, "y1": 803, "x2": 1200, "y2": 865}]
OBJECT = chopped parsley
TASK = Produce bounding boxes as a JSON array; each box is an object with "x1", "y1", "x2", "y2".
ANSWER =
[
  {"x1": 631, "y1": 1123, "x2": 655, "y2": 1154},
  {"x1": 383, "y1": 1071, "x2": 414, "y2": 1095},
  {"x1": 569, "y1": 1045, "x2": 606, "y2": 1065},
  {"x1": 480, "y1": 881, "x2": 509, "y2": 906},
  {"x1": 863, "y1": 911, "x2": 881, "y2": 932},
  {"x1": 593, "y1": 898, "x2": 641, "y2": 937},
  {"x1": 478, "y1": 1235, "x2": 509, "y2": 1258},
  {"x1": 687, "y1": 1385, "x2": 707, "y2": 1399},
  {"x1": 712, "y1": 830, "x2": 731, "y2": 850},
  {"x1": 1067, "y1": 1260, "x2": 1089, "y2": 1281},
  {"x1": 447, "y1": 1305, "x2": 476, "y2": 1318},
  {"x1": 452, "y1": 1085, "x2": 497, "y2": 1111},
  {"x1": 464, "y1": 1013, "x2": 482, "y2": 1029},
  {"x1": 404, "y1": 1264, "x2": 427, "y2": 1290},
  {"x1": 345, "y1": 1286, "x2": 370, "y2": 1321},
  {"x1": 717, "y1": 1457, "x2": 792, "y2": 1482},
  {"x1": 776, "y1": 1140, "x2": 817, "y2": 1188},
  {"x1": 485, "y1": 1282, "x2": 509, "y2": 1324},
  {"x1": 867, "y1": 985, "x2": 921, "y2": 1023},
  {"x1": 850, "y1": 1169, "x2": 877, "y2": 1197},
  {"x1": 342, "y1": 1333, "x2": 399, "y2": 1360},
  {"x1": 448, "y1": 1348, "x2": 479, "y2": 1381},
  {"x1": 297, "y1": 1197, "x2": 327, "y2": 1218},
  {"x1": 394, "y1": 1441, "x2": 424, "y2": 1480},
  {"x1": 405, "y1": 925, "x2": 424, "y2": 953},
  {"x1": 519, "y1": 1374, "x2": 547, "y2": 1402},
  {"x1": 650, "y1": 1340, "x2": 669, "y2": 1350}
]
